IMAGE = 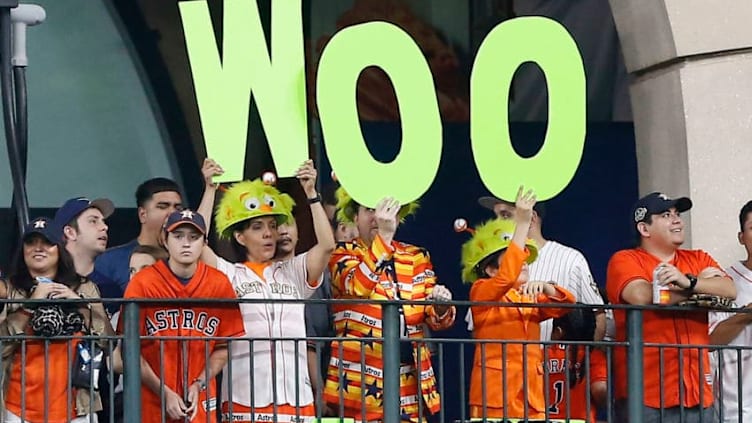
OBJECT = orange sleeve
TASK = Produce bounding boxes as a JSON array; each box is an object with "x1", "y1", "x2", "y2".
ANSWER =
[
  {"x1": 469, "y1": 243, "x2": 528, "y2": 302},
  {"x1": 328, "y1": 235, "x2": 394, "y2": 298},
  {"x1": 537, "y1": 285, "x2": 577, "y2": 320},
  {"x1": 606, "y1": 250, "x2": 648, "y2": 305},
  {"x1": 696, "y1": 250, "x2": 729, "y2": 278}
]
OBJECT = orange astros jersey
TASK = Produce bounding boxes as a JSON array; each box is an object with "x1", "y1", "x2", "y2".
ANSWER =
[
  {"x1": 122, "y1": 260, "x2": 245, "y2": 423},
  {"x1": 545, "y1": 345, "x2": 607, "y2": 423}
]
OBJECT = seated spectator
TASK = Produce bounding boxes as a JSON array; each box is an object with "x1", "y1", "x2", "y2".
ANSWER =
[
  {"x1": 110, "y1": 244, "x2": 168, "y2": 423},
  {"x1": 462, "y1": 187, "x2": 575, "y2": 419},
  {"x1": 1, "y1": 217, "x2": 112, "y2": 423},
  {"x1": 546, "y1": 305, "x2": 607, "y2": 422}
]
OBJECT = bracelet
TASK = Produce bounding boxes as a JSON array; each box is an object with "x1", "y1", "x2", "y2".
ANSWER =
[
  {"x1": 192, "y1": 378, "x2": 207, "y2": 392},
  {"x1": 307, "y1": 194, "x2": 321, "y2": 204},
  {"x1": 19, "y1": 307, "x2": 33, "y2": 317}
]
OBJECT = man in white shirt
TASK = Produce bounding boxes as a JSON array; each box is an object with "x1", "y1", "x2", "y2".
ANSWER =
[
  {"x1": 709, "y1": 200, "x2": 752, "y2": 422},
  {"x1": 466, "y1": 196, "x2": 606, "y2": 341}
]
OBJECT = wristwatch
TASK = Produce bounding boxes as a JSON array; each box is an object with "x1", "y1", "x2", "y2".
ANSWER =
[
  {"x1": 307, "y1": 193, "x2": 321, "y2": 204},
  {"x1": 684, "y1": 274, "x2": 698, "y2": 291},
  {"x1": 192, "y1": 378, "x2": 207, "y2": 392}
]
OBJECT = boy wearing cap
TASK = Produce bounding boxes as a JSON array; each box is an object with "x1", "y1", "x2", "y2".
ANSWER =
[
  {"x1": 464, "y1": 187, "x2": 575, "y2": 419},
  {"x1": 122, "y1": 209, "x2": 244, "y2": 423},
  {"x1": 606, "y1": 192, "x2": 736, "y2": 422},
  {"x1": 54, "y1": 197, "x2": 119, "y2": 304}
]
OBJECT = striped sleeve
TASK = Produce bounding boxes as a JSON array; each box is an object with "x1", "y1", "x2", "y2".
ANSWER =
[
  {"x1": 416, "y1": 248, "x2": 456, "y2": 330},
  {"x1": 328, "y1": 235, "x2": 394, "y2": 298},
  {"x1": 570, "y1": 253, "x2": 604, "y2": 306}
]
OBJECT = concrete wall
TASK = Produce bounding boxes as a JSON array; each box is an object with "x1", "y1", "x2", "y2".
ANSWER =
[{"x1": 610, "y1": 0, "x2": 752, "y2": 266}]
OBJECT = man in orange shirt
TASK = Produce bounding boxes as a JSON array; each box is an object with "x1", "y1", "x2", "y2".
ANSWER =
[
  {"x1": 123, "y1": 210, "x2": 245, "y2": 423},
  {"x1": 606, "y1": 192, "x2": 736, "y2": 422}
]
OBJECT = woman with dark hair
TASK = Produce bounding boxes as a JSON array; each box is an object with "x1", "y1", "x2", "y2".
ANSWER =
[
  {"x1": 546, "y1": 305, "x2": 608, "y2": 422},
  {"x1": 0, "y1": 217, "x2": 112, "y2": 423},
  {"x1": 198, "y1": 159, "x2": 335, "y2": 422}
]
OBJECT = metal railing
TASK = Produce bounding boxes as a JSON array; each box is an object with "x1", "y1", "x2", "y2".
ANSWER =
[{"x1": 0, "y1": 299, "x2": 746, "y2": 423}]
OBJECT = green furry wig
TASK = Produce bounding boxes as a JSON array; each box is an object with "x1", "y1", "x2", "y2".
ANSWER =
[
  {"x1": 334, "y1": 186, "x2": 419, "y2": 224},
  {"x1": 215, "y1": 179, "x2": 294, "y2": 239},
  {"x1": 460, "y1": 219, "x2": 538, "y2": 283}
]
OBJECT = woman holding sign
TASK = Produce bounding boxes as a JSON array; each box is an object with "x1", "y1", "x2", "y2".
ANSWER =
[{"x1": 199, "y1": 159, "x2": 335, "y2": 422}]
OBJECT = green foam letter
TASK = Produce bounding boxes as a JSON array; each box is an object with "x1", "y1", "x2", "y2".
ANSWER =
[
  {"x1": 179, "y1": 0, "x2": 307, "y2": 181},
  {"x1": 317, "y1": 22, "x2": 442, "y2": 208},
  {"x1": 471, "y1": 16, "x2": 586, "y2": 201}
]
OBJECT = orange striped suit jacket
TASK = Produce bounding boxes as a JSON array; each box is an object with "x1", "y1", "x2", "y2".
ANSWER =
[{"x1": 324, "y1": 235, "x2": 456, "y2": 421}]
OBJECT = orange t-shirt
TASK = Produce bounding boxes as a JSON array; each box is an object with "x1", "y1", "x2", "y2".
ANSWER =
[
  {"x1": 545, "y1": 345, "x2": 607, "y2": 422},
  {"x1": 606, "y1": 248, "x2": 725, "y2": 409},
  {"x1": 122, "y1": 261, "x2": 245, "y2": 423},
  {"x1": 5, "y1": 339, "x2": 78, "y2": 423}
]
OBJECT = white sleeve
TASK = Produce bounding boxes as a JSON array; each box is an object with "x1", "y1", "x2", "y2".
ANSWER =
[
  {"x1": 708, "y1": 309, "x2": 735, "y2": 334},
  {"x1": 289, "y1": 253, "x2": 319, "y2": 299},
  {"x1": 214, "y1": 256, "x2": 239, "y2": 288},
  {"x1": 570, "y1": 254, "x2": 604, "y2": 306}
]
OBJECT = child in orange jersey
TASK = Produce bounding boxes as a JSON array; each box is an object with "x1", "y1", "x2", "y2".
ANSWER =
[
  {"x1": 546, "y1": 306, "x2": 608, "y2": 422},
  {"x1": 461, "y1": 187, "x2": 576, "y2": 420}
]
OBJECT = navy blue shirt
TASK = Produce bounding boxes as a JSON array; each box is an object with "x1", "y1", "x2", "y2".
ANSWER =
[{"x1": 94, "y1": 239, "x2": 139, "y2": 313}]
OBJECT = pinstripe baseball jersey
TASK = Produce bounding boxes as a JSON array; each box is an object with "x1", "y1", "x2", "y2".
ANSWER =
[{"x1": 216, "y1": 253, "x2": 321, "y2": 413}]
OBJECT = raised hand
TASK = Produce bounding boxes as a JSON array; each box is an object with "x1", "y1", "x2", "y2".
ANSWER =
[
  {"x1": 201, "y1": 158, "x2": 224, "y2": 188},
  {"x1": 296, "y1": 159, "x2": 318, "y2": 198},
  {"x1": 375, "y1": 197, "x2": 400, "y2": 244},
  {"x1": 514, "y1": 186, "x2": 536, "y2": 225}
]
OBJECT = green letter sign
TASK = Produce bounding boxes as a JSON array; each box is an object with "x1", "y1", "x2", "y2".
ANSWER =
[
  {"x1": 471, "y1": 16, "x2": 586, "y2": 201},
  {"x1": 317, "y1": 22, "x2": 442, "y2": 208},
  {"x1": 180, "y1": 0, "x2": 307, "y2": 181}
]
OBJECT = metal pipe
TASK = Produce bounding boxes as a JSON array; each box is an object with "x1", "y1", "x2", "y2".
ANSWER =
[
  {"x1": 122, "y1": 301, "x2": 142, "y2": 422},
  {"x1": 382, "y1": 302, "x2": 400, "y2": 423},
  {"x1": 626, "y1": 308, "x2": 644, "y2": 423}
]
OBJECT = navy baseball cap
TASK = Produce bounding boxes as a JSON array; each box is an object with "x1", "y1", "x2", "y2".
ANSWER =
[
  {"x1": 477, "y1": 196, "x2": 546, "y2": 219},
  {"x1": 54, "y1": 197, "x2": 114, "y2": 229},
  {"x1": 23, "y1": 217, "x2": 61, "y2": 245},
  {"x1": 632, "y1": 192, "x2": 692, "y2": 224},
  {"x1": 164, "y1": 209, "x2": 206, "y2": 235}
]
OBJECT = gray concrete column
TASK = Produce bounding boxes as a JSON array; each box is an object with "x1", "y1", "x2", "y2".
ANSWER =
[{"x1": 610, "y1": 0, "x2": 752, "y2": 266}]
